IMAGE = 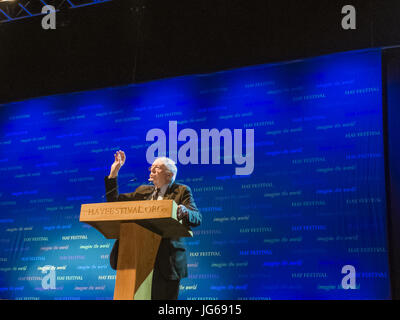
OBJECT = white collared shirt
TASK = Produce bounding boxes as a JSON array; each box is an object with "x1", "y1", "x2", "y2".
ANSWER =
[{"x1": 154, "y1": 183, "x2": 169, "y2": 200}]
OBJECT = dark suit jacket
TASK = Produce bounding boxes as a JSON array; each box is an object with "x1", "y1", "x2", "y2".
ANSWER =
[{"x1": 104, "y1": 177, "x2": 202, "y2": 280}]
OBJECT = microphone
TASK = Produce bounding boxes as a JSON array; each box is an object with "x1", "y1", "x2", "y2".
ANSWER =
[{"x1": 102, "y1": 177, "x2": 137, "y2": 199}]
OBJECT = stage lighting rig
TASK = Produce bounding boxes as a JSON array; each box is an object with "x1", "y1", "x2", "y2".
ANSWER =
[{"x1": 0, "y1": 0, "x2": 112, "y2": 23}]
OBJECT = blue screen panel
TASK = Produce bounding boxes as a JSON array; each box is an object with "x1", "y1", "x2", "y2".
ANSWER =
[{"x1": 0, "y1": 49, "x2": 391, "y2": 300}]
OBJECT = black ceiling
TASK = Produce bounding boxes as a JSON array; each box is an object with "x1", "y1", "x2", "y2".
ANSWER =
[{"x1": 1, "y1": 0, "x2": 400, "y2": 104}]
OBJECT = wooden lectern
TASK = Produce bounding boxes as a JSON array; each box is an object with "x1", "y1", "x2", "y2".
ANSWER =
[{"x1": 79, "y1": 200, "x2": 193, "y2": 300}]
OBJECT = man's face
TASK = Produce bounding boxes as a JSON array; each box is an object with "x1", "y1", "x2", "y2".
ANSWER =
[{"x1": 149, "y1": 159, "x2": 172, "y2": 187}]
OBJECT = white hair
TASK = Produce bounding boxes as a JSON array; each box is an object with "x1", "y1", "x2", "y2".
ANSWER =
[{"x1": 155, "y1": 157, "x2": 178, "y2": 183}]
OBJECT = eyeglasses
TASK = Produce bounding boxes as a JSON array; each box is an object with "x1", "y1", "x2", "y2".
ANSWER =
[{"x1": 148, "y1": 165, "x2": 164, "y2": 172}]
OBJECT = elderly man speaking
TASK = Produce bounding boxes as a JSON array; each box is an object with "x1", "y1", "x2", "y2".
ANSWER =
[{"x1": 104, "y1": 150, "x2": 202, "y2": 300}]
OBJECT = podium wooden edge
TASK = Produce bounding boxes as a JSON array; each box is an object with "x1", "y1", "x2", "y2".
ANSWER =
[{"x1": 79, "y1": 199, "x2": 193, "y2": 239}]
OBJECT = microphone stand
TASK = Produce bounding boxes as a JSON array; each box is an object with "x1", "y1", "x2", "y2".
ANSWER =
[{"x1": 102, "y1": 177, "x2": 138, "y2": 199}]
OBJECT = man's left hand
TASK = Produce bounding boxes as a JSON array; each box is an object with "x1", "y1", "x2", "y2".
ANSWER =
[{"x1": 177, "y1": 205, "x2": 189, "y2": 220}]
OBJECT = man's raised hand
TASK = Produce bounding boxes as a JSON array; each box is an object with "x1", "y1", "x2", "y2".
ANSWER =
[{"x1": 108, "y1": 150, "x2": 126, "y2": 178}]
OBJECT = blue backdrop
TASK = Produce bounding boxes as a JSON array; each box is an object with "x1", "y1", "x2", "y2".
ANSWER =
[{"x1": 0, "y1": 48, "x2": 391, "y2": 300}]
